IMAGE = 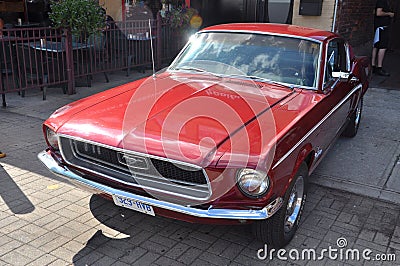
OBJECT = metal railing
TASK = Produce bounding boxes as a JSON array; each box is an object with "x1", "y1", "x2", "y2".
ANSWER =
[{"x1": 0, "y1": 15, "x2": 187, "y2": 106}]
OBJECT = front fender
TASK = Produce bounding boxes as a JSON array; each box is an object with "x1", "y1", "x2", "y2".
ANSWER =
[{"x1": 352, "y1": 56, "x2": 371, "y2": 95}]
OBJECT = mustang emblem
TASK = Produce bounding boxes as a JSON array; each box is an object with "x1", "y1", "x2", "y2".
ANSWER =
[{"x1": 117, "y1": 153, "x2": 149, "y2": 170}]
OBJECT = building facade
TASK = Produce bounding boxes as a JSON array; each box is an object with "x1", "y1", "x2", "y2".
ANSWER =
[
  {"x1": 2, "y1": 0, "x2": 398, "y2": 51},
  {"x1": 188, "y1": 0, "x2": 399, "y2": 51}
]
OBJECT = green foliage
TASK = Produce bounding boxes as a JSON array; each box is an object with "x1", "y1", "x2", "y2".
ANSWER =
[
  {"x1": 49, "y1": 0, "x2": 105, "y2": 36},
  {"x1": 165, "y1": 7, "x2": 198, "y2": 29}
]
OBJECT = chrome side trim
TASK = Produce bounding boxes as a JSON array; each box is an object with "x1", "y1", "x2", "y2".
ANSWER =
[
  {"x1": 38, "y1": 150, "x2": 283, "y2": 220},
  {"x1": 272, "y1": 84, "x2": 362, "y2": 170}
]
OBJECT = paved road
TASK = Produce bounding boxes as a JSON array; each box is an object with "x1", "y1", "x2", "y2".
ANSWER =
[{"x1": 0, "y1": 71, "x2": 399, "y2": 265}]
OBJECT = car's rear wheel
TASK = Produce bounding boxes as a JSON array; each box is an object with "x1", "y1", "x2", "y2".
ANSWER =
[
  {"x1": 342, "y1": 96, "x2": 363, "y2": 138},
  {"x1": 252, "y1": 163, "x2": 308, "y2": 248}
]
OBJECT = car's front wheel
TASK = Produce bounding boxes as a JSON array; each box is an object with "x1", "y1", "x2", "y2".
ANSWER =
[
  {"x1": 342, "y1": 96, "x2": 363, "y2": 137},
  {"x1": 252, "y1": 163, "x2": 308, "y2": 248}
]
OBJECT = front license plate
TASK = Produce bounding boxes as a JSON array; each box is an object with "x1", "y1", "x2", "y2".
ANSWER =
[{"x1": 112, "y1": 195, "x2": 155, "y2": 216}]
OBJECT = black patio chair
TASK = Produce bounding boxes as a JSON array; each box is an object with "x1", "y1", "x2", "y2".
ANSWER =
[
  {"x1": 0, "y1": 42, "x2": 19, "y2": 107},
  {"x1": 105, "y1": 24, "x2": 133, "y2": 76},
  {"x1": 16, "y1": 43, "x2": 49, "y2": 100},
  {"x1": 87, "y1": 33, "x2": 109, "y2": 83}
]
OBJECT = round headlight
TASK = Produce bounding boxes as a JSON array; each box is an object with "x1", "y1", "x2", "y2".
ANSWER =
[
  {"x1": 46, "y1": 127, "x2": 59, "y2": 150},
  {"x1": 237, "y1": 168, "x2": 269, "y2": 197}
]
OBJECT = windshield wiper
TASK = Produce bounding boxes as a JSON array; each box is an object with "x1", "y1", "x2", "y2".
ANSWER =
[
  {"x1": 173, "y1": 66, "x2": 209, "y2": 73},
  {"x1": 172, "y1": 66, "x2": 224, "y2": 79},
  {"x1": 222, "y1": 74, "x2": 295, "y2": 90},
  {"x1": 171, "y1": 69, "x2": 296, "y2": 90}
]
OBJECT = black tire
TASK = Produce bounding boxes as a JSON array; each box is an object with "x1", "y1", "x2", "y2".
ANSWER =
[
  {"x1": 252, "y1": 163, "x2": 308, "y2": 248},
  {"x1": 342, "y1": 96, "x2": 363, "y2": 138}
]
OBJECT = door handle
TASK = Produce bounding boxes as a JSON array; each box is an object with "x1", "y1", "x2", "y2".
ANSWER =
[{"x1": 350, "y1": 76, "x2": 359, "y2": 82}]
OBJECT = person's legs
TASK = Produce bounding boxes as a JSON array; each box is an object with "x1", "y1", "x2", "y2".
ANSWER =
[
  {"x1": 372, "y1": 26, "x2": 381, "y2": 72},
  {"x1": 375, "y1": 47, "x2": 390, "y2": 76},
  {"x1": 371, "y1": 47, "x2": 378, "y2": 73},
  {"x1": 371, "y1": 47, "x2": 377, "y2": 67},
  {"x1": 377, "y1": 48, "x2": 387, "y2": 67},
  {"x1": 374, "y1": 28, "x2": 390, "y2": 76}
]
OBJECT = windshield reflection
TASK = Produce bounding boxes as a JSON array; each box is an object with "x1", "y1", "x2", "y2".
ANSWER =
[{"x1": 170, "y1": 32, "x2": 320, "y2": 88}]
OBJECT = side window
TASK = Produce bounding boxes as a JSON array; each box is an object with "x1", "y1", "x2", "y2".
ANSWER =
[
  {"x1": 344, "y1": 42, "x2": 351, "y2": 72},
  {"x1": 327, "y1": 41, "x2": 339, "y2": 73},
  {"x1": 325, "y1": 39, "x2": 347, "y2": 83}
]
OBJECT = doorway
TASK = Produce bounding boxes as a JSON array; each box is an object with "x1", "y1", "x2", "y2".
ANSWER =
[
  {"x1": 244, "y1": 0, "x2": 294, "y2": 23},
  {"x1": 268, "y1": 0, "x2": 294, "y2": 24},
  {"x1": 191, "y1": 0, "x2": 294, "y2": 27},
  {"x1": 390, "y1": 0, "x2": 400, "y2": 49}
]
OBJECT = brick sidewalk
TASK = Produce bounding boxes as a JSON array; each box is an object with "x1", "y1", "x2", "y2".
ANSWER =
[{"x1": 0, "y1": 108, "x2": 399, "y2": 265}]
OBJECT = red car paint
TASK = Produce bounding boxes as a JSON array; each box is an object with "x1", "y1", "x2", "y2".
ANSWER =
[{"x1": 41, "y1": 23, "x2": 370, "y2": 224}]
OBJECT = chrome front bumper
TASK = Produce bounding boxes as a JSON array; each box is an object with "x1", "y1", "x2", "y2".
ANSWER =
[{"x1": 38, "y1": 150, "x2": 282, "y2": 220}]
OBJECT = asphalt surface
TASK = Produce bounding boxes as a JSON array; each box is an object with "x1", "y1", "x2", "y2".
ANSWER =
[{"x1": 0, "y1": 60, "x2": 399, "y2": 265}]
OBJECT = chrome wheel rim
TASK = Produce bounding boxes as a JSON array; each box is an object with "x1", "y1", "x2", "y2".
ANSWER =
[
  {"x1": 354, "y1": 101, "x2": 362, "y2": 127},
  {"x1": 284, "y1": 176, "x2": 304, "y2": 233}
]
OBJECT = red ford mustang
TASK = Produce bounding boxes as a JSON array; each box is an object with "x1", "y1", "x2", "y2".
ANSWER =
[{"x1": 38, "y1": 23, "x2": 370, "y2": 248}]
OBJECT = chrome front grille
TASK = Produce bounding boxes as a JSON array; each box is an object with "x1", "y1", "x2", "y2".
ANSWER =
[{"x1": 59, "y1": 136, "x2": 211, "y2": 201}]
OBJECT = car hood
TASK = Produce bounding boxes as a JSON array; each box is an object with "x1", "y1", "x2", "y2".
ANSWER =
[{"x1": 52, "y1": 72, "x2": 296, "y2": 167}]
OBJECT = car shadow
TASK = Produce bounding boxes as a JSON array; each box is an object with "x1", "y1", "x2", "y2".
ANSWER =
[
  {"x1": 72, "y1": 194, "x2": 264, "y2": 265},
  {"x1": 0, "y1": 163, "x2": 35, "y2": 214},
  {"x1": 0, "y1": 111, "x2": 79, "y2": 215}
]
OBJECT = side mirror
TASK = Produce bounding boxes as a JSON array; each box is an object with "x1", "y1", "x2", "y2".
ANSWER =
[
  {"x1": 331, "y1": 71, "x2": 350, "y2": 80},
  {"x1": 332, "y1": 71, "x2": 359, "y2": 82}
]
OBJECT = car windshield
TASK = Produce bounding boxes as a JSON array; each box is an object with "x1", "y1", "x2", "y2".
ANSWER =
[{"x1": 170, "y1": 32, "x2": 321, "y2": 88}]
